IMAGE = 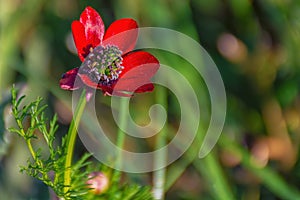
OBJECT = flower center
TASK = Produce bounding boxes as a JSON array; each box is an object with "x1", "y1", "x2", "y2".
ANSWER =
[{"x1": 81, "y1": 45, "x2": 123, "y2": 85}]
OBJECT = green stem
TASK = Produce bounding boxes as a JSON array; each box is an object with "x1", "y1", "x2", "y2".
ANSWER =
[
  {"x1": 63, "y1": 90, "x2": 87, "y2": 194},
  {"x1": 153, "y1": 86, "x2": 167, "y2": 200},
  {"x1": 14, "y1": 113, "x2": 37, "y2": 161},
  {"x1": 112, "y1": 97, "x2": 128, "y2": 182},
  {"x1": 26, "y1": 139, "x2": 37, "y2": 160}
]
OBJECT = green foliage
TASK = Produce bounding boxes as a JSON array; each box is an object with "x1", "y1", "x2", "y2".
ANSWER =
[
  {"x1": 9, "y1": 85, "x2": 85, "y2": 198},
  {"x1": 84, "y1": 184, "x2": 153, "y2": 200},
  {"x1": 8, "y1": 86, "x2": 154, "y2": 200}
]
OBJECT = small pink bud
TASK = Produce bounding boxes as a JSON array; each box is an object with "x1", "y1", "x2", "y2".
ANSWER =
[{"x1": 86, "y1": 172, "x2": 109, "y2": 194}]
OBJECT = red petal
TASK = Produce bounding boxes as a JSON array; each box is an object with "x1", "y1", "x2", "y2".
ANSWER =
[
  {"x1": 112, "y1": 51, "x2": 159, "y2": 94},
  {"x1": 102, "y1": 87, "x2": 132, "y2": 97},
  {"x1": 101, "y1": 86, "x2": 132, "y2": 97},
  {"x1": 135, "y1": 83, "x2": 154, "y2": 93},
  {"x1": 80, "y1": 6, "x2": 104, "y2": 48},
  {"x1": 78, "y1": 73, "x2": 99, "y2": 89},
  {"x1": 78, "y1": 71, "x2": 111, "y2": 90},
  {"x1": 72, "y1": 21, "x2": 88, "y2": 61},
  {"x1": 103, "y1": 19, "x2": 138, "y2": 54},
  {"x1": 60, "y1": 68, "x2": 81, "y2": 90},
  {"x1": 121, "y1": 51, "x2": 159, "y2": 76},
  {"x1": 77, "y1": 73, "x2": 130, "y2": 96}
]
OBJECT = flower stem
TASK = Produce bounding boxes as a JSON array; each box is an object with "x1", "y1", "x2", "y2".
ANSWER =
[
  {"x1": 112, "y1": 97, "x2": 128, "y2": 182},
  {"x1": 153, "y1": 86, "x2": 167, "y2": 200},
  {"x1": 63, "y1": 90, "x2": 86, "y2": 194}
]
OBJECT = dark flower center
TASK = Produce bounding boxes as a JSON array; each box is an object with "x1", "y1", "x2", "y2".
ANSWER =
[{"x1": 81, "y1": 45, "x2": 123, "y2": 85}]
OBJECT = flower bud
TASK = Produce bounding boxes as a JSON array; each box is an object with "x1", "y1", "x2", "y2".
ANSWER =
[{"x1": 86, "y1": 172, "x2": 109, "y2": 194}]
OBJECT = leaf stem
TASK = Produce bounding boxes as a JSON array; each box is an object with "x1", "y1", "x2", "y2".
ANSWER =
[
  {"x1": 13, "y1": 107, "x2": 37, "y2": 160},
  {"x1": 26, "y1": 139, "x2": 37, "y2": 160},
  {"x1": 63, "y1": 90, "x2": 87, "y2": 194}
]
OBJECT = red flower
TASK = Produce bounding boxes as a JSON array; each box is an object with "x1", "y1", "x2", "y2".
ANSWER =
[{"x1": 60, "y1": 6, "x2": 159, "y2": 99}]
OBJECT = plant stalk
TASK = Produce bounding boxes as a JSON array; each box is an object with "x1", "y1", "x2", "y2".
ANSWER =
[{"x1": 63, "y1": 90, "x2": 87, "y2": 194}]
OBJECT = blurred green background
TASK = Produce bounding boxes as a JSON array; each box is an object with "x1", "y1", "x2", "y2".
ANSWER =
[{"x1": 1, "y1": 0, "x2": 300, "y2": 199}]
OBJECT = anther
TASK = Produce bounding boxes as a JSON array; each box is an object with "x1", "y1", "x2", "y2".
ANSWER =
[{"x1": 81, "y1": 45, "x2": 123, "y2": 85}]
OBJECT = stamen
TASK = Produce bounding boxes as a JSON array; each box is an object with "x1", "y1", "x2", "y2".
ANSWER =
[{"x1": 81, "y1": 45, "x2": 123, "y2": 85}]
